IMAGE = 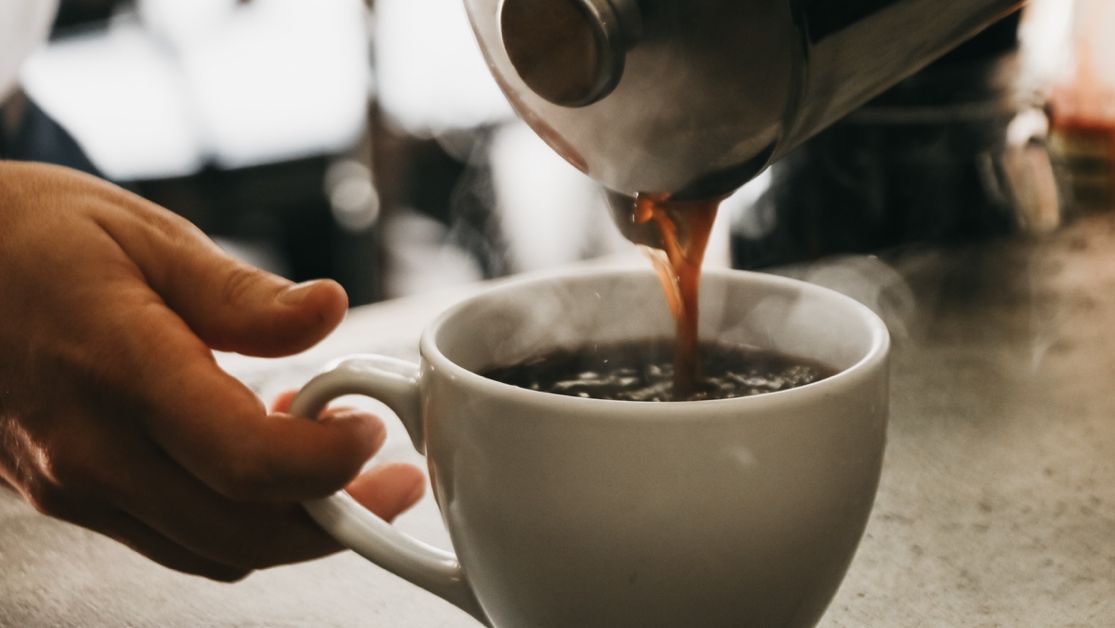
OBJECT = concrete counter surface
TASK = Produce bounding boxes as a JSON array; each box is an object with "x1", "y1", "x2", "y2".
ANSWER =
[{"x1": 4, "y1": 212, "x2": 1115, "y2": 626}]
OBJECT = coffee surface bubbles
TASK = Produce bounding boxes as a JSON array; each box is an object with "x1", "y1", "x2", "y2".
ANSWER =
[{"x1": 482, "y1": 339, "x2": 836, "y2": 402}]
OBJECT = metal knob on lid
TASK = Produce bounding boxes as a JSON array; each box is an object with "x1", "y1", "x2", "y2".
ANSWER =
[{"x1": 499, "y1": 0, "x2": 641, "y2": 107}]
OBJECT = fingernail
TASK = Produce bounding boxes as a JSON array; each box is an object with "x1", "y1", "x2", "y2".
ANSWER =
[{"x1": 278, "y1": 281, "x2": 319, "y2": 305}]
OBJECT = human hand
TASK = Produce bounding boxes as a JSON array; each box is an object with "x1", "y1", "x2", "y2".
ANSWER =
[{"x1": 0, "y1": 161, "x2": 424, "y2": 581}]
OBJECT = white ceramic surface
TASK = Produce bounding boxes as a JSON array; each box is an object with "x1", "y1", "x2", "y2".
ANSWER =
[{"x1": 290, "y1": 268, "x2": 890, "y2": 628}]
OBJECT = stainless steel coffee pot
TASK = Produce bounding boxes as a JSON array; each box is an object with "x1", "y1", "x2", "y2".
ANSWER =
[{"x1": 464, "y1": 0, "x2": 1027, "y2": 200}]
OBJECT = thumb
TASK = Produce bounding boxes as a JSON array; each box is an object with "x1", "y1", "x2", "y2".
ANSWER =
[
  {"x1": 97, "y1": 196, "x2": 348, "y2": 357},
  {"x1": 177, "y1": 267, "x2": 348, "y2": 358}
]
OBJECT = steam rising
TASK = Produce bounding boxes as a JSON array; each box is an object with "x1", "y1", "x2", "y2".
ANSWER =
[
  {"x1": 442, "y1": 268, "x2": 885, "y2": 384},
  {"x1": 791, "y1": 256, "x2": 916, "y2": 342}
]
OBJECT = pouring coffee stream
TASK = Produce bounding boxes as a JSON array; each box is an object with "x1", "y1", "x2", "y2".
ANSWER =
[{"x1": 610, "y1": 192, "x2": 723, "y2": 399}]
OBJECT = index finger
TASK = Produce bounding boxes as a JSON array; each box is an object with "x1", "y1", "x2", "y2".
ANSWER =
[{"x1": 118, "y1": 300, "x2": 384, "y2": 502}]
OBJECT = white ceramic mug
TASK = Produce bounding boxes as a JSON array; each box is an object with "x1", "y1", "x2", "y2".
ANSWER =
[{"x1": 291, "y1": 268, "x2": 890, "y2": 628}]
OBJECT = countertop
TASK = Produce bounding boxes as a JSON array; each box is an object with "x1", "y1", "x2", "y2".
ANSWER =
[{"x1": 3, "y1": 211, "x2": 1115, "y2": 627}]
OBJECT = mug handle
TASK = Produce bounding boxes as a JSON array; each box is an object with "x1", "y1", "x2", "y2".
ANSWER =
[{"x1": 289, "y1": 355, "x2": 488, "y2": 625}]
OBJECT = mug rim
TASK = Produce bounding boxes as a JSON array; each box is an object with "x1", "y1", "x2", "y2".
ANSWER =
[{"x1": 419, "y1": 267, "x2": 890, "y2": 415}]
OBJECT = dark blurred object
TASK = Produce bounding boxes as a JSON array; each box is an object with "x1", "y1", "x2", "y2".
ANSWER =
[
  {"x1": 0, "y1": 94, "x2": 101, "y2": 175},
  {"x1": 52, "y1": 0, "x2": 257, "y2": 31},
  {"x1": 371, "y1": 109, "x2": 511, "y2": 282},
  {"x1": 732, "y1": 11, "x2": 1066, "y2": 270},
  {"x1": 53, "y1": 0, "x2": 121, "y2": 31}
]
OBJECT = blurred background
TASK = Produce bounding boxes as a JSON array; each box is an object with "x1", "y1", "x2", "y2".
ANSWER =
[{"x1": 3, "y1": 0, "x2": 1113, "y2": 306}]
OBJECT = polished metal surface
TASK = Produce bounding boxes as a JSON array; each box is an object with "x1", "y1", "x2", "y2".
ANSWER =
[
  {"x1": 467, "y1": 0, "x2": 1027, "y2": 199},
  {"x1": 499, "y1": 0, "x2": 641, "y2": 107}
]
